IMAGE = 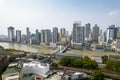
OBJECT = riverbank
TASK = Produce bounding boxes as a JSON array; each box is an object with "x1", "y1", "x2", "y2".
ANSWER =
[{"x1": 0, "y1": 42, "x2": 55, "y2": 54}]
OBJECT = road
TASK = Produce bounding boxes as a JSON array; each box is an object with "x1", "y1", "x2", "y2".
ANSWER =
[{"x1": 51, "y1": 66, "x2": 120, "y2": 80}]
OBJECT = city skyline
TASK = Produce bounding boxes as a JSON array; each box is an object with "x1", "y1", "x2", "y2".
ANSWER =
[{"x1": 0, "y1": 0, "x2": 120, "y2": 35}]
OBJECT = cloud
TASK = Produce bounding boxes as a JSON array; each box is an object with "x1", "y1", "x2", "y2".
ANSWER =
[{"x1": 108, "y1": 10, "x2": 120, "y2": 16}]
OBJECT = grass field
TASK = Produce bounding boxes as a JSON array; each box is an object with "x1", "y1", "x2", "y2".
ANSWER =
[{"x1": 67, "y1": 49, "x2": 120, "y2": 57}]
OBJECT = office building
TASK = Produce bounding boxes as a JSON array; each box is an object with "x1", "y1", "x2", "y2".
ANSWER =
[
  {"x1": 85, "y1": 23, "x2": 91, "y2": 40},
  {"x1": 92, "y1": 24, "x2": 100, "y2": 42},
  {"x1": 52, "y1": 27, "x2": 59, "y2": 43},
  {"x1": 26, "y1": 27, "x2": 31, "y2": 43},
  {"x1": 8, "y1": 26, "x2": 14, "y2": 42},
  {"x1": 16, "y1": 30, "x2": 21, "y2": 43},
  {"x1": 72, "y1": 21, "x2": 85, "y2": 43}
]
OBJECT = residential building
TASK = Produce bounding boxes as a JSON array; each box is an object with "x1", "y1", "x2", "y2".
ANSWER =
[
  {"x1": 26, "y1": 27, "x2": 31, "y2": 43},
  {"x1": 72, "y1": 21, "x2": 85, "y2": 43},
  {"x1": 92, "y1": 24, "x2": 100, "y2": 42},
  {"x1": 52, "y1": 27, "x2": 59, "y2": 43},
  {"x1": 60, "y1": 28, "x2": 66, "y2": 35},
  {"x1": 85, "y1": 23, "x2": 91, "y2": 40},
  {"x1": 36, "y1": 29, "x2": 40, "y2": 44},
  {"x1": 16, "y1": 30, "x2": 21, "y2": 43},
  {"x1": 45, "y1": 29, "x2": 51, "y2": 44},
  {"x1": 116, "y1": 27, "x2": 120, "y2": 51},
  {"x1": 41, "y1": 30, "x2": 45, "y2": 43},
  {"x1": 8, "y1": 26, "x2": 14, "y2": 42},
  {"x1": 41, "y1": 29, "x2": 51, "y2": 45}
]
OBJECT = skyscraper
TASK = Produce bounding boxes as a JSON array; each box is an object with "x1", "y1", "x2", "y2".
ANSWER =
[
  {"x1": 8, "y1": 26, "x2": 14, "y2": 42},
  {"x1": 16, "y1": 30, "x2": 21, "y2": 43},
  {"x1": 45, "y1": 29, "x2": 51, "y2": 44},
  {"x1": 85, "y1": 23, "x2": 91, "y2": 40},
  {"x1": 41, "y1": 30, "x2": 45, "y2": 43},
  {"x1": 72, "y1": 21, "x2": 85, "y2": 43},
  {"x1": 52, "y1": 27, "x2": 58, "y2": 43},
  {"x1": 60, "y1": 28, "x2": 66, "y2": 35},
  {"x1": 92, "y1": 24, "x2": 100, "y2": 42},
  {"x1": 36, "y1": 29, "x2": 40, "y2": 44},
  {"x1": 26, "y1": 27, "x2": 31, "y2": 43},
  {"x1": 107, "y1": 25, "x2": 117, "y2": 41},
  {"x1": 41, "y1": 29, "x2": 51, "y2": 45},
  {"x1": 115, "y1": 27, "x2": 120, "y2": 51}
]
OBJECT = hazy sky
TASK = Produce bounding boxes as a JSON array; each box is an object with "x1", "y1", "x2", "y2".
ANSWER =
[{"x1": 0, "y1": 0, "x2": 120, "y2": 35}]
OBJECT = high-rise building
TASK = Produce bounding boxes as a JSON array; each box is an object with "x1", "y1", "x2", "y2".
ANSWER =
[
  {"x1": 26, "y1": 27, "x2": 31, "y2": 43},
  {"x1": 16, "y1": 30, "x2": 21, "y2": 43},
  {"x1": 45, "y1": 29, "x2": 51, "y2": 44},
  {"x1": 41, "y1": 29, "x2": 51, "y2": 44},
  {"x1": 92, "y1": 24, "x2": 100, "y2": 42},
  {"x1": 8, "y1": 26, "x2": 14, "y2": 42},
  {"x1": 107, "y1": 25, "x2": 117, "y2": 41},
  {"x1": 60, "y1": 28, "x2": 66, "y2": 35},
  {"x1": 52, "y1": 27, "x2": 58, "y2": 43},
  {"x1": 85, "y1": 23, "x2": 91, "y2": 40},
  {"x1": 36, "y1": 29, "x2": 40, "y2": 44},
  {"x1": 72, "y1": 21, "x2": 85, "y2": 43},
  {"x1": 41, "y1": 30, "x2": 45, "y2": 43},
  {"x1": 115, "y1": 27, "x2": 120, "y2": 51}
]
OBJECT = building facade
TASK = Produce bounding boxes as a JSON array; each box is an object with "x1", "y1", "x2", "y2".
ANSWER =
[
  {"x1": 36, "y1": 29, "x2": 40, "y2": 44},
  {"x1": 107, "y1": 25, "x2": 117, "y2": 41},
  {"x1": 92, "y1": 24, "x2": 100, "y2": 42},
  {"x1": 8, "y1": 26, "x2": 14, "y2": 42},
  {"x1": 52, "y1": 27, "x2": 58, "y2": 43},
  {"x1": 26, "y1": 27, "x2": 31, "y2": 43},
  {"x1": 16, "y1": 30, "x2": 21, "y2": 43},
  {"x1": 72, "y1": 21, "x2": 85, "y2": 43},
  {"x1": 85, "y1": 23, "x2": 91, "y2": 40}
]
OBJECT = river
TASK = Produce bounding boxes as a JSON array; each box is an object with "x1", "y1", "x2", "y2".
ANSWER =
[{"x1": 0, "y1": 42, "x2": 55, "y2": 53}]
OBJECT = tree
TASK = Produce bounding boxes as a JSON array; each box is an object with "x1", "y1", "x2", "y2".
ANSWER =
[
  {"x1": 59, "y1": 57, "x2": 73, "y2": 66},
  {"x1": 105, "y1": 60, "x2": 120, "y2": 73},
  {"x1": 91, "y1": 70, "x2": 104, "y2": 80},
  {"x1": 83, "y1": 56, "x2": 98, "y2": 69},
  {"x1": 72, "y1": 59, "x2": 83, "y2": 68},
  {"x1": 50, "y1": 62, "x2": 58, "y2": 68},
  {"x1": 91, "y1": 60, "x2": 98, "y2": 69},
  {"x1": 102, "y1": 55, "x2": 108, "y2": 64}
]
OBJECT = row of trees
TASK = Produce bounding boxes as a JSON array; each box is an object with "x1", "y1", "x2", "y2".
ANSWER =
[
  {"x1": 59, "y1": 56, "x2": 98, "y2": 69},
  {"x1": 105, "y1": 60, "x2": 120, "y2": 73}
]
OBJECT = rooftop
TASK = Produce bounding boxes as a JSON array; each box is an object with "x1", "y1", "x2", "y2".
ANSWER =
[
  {"x1": 56, "y1": 53, "x2": 82, "y2": 57},
  {"x1": 20, "y1": 76, "x2": 35, "y2": 80},
  {"x1": 3, "y1": 66, "x2": 21, "y2": 75}
]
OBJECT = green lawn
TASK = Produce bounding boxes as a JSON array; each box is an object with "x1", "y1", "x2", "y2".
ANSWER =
[{"x1": 67, "y1": 49, "x2": 120, "y2": 57}]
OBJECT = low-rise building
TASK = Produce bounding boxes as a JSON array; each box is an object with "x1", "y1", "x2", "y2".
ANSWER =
[
  {"x1": 2, "y1": 66, "x2": 21, "y2": 80},
  {"x1": 109, "y1": 55, "x2": 120, "y2": 61},
  {"x1": 92, "y1": 56, "x2": 103, "y2": 64},
  {"x1": 23, "y1": 61, "x2": 50, "y2": 78}
]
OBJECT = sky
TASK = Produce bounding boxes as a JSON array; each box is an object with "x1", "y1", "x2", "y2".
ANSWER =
[{"x1": 0, "y1": 0, "x2": 120, "y2": 35}]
